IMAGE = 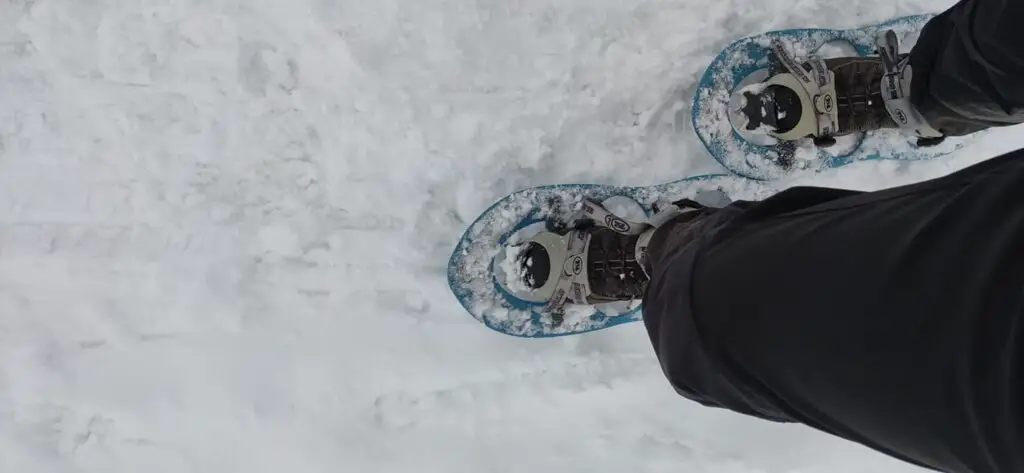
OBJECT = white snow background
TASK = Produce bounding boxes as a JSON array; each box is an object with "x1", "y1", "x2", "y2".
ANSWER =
[{"x1": 2, "y1": 0, "x2": 1022, "y2": 471}]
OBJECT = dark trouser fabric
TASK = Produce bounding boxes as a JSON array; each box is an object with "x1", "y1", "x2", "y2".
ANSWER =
[
  {"x1": 911, "y1": 0, "x2": 1024, "y2": 135},
  {"x1": 641, "y1": 149, "x2": 1024, "y2": 473}
]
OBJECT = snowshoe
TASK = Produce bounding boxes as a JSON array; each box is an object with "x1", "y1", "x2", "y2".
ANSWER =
[{"x1": 734, "y1": 30, "x2": 944, "y2": 152}]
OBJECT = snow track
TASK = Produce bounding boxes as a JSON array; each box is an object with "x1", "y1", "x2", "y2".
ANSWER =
[{"x1": 2, "y1": 0, "x2": 1022, "y2": 471}]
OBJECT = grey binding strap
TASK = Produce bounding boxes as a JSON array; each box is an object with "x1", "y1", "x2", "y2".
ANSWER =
[
  {"x1": 541, "y1": 229, "x2": 589, "y2": 313},
  {"x1": 771, "y1": 39, "x2": 815, "y2": 85},
  {"x1": 541, "y1": 199, "x2": 651, "y2": 313},
  {"x1": 874, "y1": 31, "x2": 943, "y2": 139},
  {"x1": 579, "y1": 200, "x2": 651, "y2": 236}
]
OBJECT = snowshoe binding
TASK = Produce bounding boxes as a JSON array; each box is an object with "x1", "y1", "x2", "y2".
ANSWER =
[
  {"x1": 734, "y1": 30, "x2": 945, "y2": 164},
  {"x1": 496, "y1": 199, "x2": 706, "y2": 315}
]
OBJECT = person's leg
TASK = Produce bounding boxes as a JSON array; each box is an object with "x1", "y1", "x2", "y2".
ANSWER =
[
  {"x1": 642, "y1": 149, "x2": 1024, "y2": 473},
  {"x1": 911, "y1": 0, "x2": 1024, "y2": 135}
]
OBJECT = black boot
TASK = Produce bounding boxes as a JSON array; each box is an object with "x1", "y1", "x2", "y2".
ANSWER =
[{"x1": 827, "y1": 56, "x2": 899, "y2": 135}]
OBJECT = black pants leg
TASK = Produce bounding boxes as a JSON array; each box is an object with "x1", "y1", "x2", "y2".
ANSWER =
[
  {"x1": 642, "y1": 149, "x2": 1024, "y2": 473},
  {"x1": 911, "y1": 0, "x2": 1024, "y2": 135}
]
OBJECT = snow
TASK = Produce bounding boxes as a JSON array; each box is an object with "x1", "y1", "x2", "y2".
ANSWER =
[
  {"x1": 498, "y1": 242, "x2": 533, "y2": 294},
  {"x1": 2, "y1": 1, "x2": 1022, "y2": 472},
  {"x1": 815, "y1": 40, "x2": 860, "y2": 59}
]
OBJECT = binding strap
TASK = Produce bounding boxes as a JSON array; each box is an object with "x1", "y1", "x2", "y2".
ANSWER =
[
  {"x1": 874, "y1": 30, "x2": 943, "y2": 139},
  {"x1": 766, "y1": 40, "x2": 839, "y2": 140},
  {"x1": 541, "y1": 200, "x2": 652, "y2": 313}
]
